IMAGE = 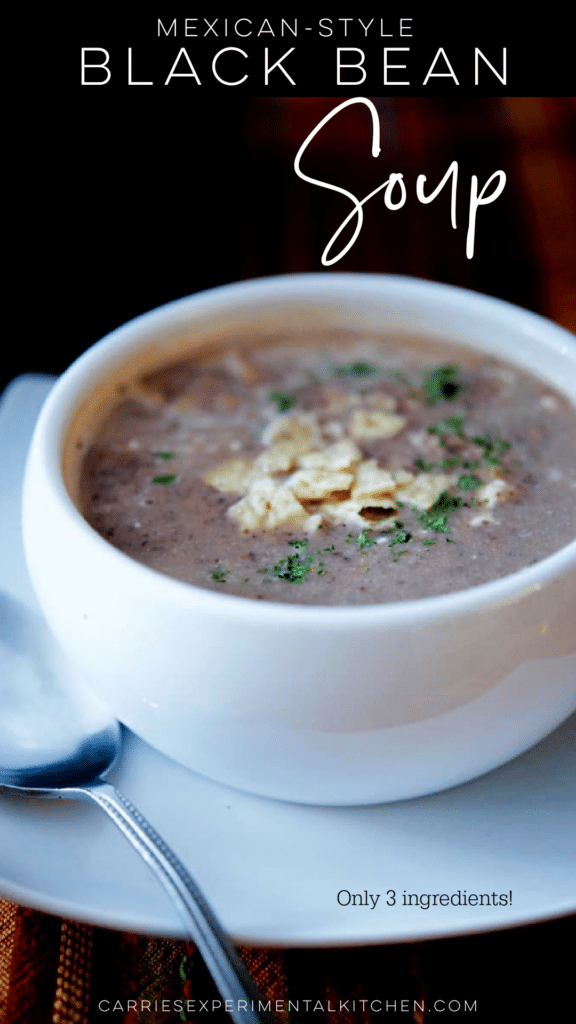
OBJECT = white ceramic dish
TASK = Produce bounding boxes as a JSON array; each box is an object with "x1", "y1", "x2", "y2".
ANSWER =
[
  {"x1": 21, "y1": 275, "x2": 576, "y2": 804},
  {"x1": 1, "y1": 376, "x2": 575, "y2": 943}
]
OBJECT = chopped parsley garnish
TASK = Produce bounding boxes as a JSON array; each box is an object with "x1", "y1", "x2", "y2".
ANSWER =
[
  {"x1": 422, "y1": 538, "x2": 436, "y2": 547},
  {"x1": 288, "y1": 538, "x2": 308, "y2": 548},
  {"x1": 389, "y1": 521, "x2": 412, "y2": 548},
  {"x1": 271, "y1": 553, "x2": 315, "y2": 583},
  {"x1": 419, "y1": 491, "x2": 466, "y2": 533},
  {"x1": 414, "y1": 457, "x2": 436, "y2": 471},
  {"x1": 269, "y1": 390, "x2": 297, "y2": 412},
  {"x1": 424, "y1": 365, "x2": 463, "y2": 405},
  {"x1": 211, "y1": 568, "x2": 229, "y2": 583},
  {"x1": 153, "y1": 451, "x2": 174, "y2": 460},
  {"x1": 333, "y1": 360, "x2": 379, "y2": 378},
  {"x1": 427, "y1": 414, "x2": 467, "y2": 438},
  {"x1": 458, "y1": 473, "x2": 482, "y2": 490},
  {"x1": 415, "y1": 455, "x2": 472, "y2": 473},
  {"x1": 471, "y1": 432, "x2": 512, "y2": 466},
  {"x1": 323, "y1": 545, "x2": 335, "y2": 553},
  {"x1": 393, "y1": 550, "x2": 410, "y2": 562},
  {"x1": 152, "y1": 473, "x2": 177, "y2": 484},
  {"x1": 427, "y1": 417, "x2": 512, "y2": 469},
  {"x1": 355, "y1": 528, "x2": 376, "y2": 549}
]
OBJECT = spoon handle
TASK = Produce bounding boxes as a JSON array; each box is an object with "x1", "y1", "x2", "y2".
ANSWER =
[{"x1": 74, "y1": 779, "x2": 277, "y2": 1024}]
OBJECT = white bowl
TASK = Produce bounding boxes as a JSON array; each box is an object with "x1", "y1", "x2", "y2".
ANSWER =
[{"x1": 22, "y1": 274, "x2": 576, "y2": 805}]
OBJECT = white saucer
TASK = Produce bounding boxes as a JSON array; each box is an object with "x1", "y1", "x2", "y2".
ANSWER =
[{"x1": 1, "y1": 376, "x2": 575, "y2": 945}]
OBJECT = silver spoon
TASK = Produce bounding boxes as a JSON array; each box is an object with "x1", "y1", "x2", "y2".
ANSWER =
[{"x1": 0, "y1": 591, "x2": 276, "y2": 1024}]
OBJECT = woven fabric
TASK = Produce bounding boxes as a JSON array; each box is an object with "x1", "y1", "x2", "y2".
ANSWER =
[{"x1": 1, "y1": 898, "x2": 575, "y2": 1023}]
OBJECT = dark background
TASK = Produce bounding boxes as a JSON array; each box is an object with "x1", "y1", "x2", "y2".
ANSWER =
[
  {"x1": 8, "y1": 93, "x2": 576, "y2": 394},
  {"x1": 7, "y1": 3, "x2": 576, "y2": 392}
]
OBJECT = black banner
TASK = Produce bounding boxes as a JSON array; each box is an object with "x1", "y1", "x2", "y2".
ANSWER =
[{"x1": 68, "y1": 9, "x2": 572, "y2": 96}]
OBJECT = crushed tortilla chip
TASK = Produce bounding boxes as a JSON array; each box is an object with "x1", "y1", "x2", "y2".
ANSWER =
[
  {"x1": 254, "y1": 442, "x2": 299, "y2": 474},
  {"x1": 351, "y1": 460, "x2": 402, "y2": 503},
  {"x1": 396, "y1": 472, "x2": 457, "y2": 510},
  {"x1": 203, "y1": 459, "x2": 259, "y2": 495},
  {"x1": 261, "y1": 413, "x2": 321, "y2": 450},
  {"x1": 322, "y1": 420, "x2": 345, "y2": 441},
  {"x1": 475, "y1": 478, "x2": 519, "y2": 509},
  {"x1": 204, "y1": 394, "x2": 474, "y2": 535},
  {"x1": 298, "y1": 438, "x2": 362, "y2": 473},
  {"x1": 348, "y1": 409, "x2": 406, "y2": 439},
  {"x1": 320, "y1": 498, "x2": 398, "y2": 531},
  {"x1": 228, "y1": 478, "x2": 310, "y2": 531},
  {"x1": 287, "y1": 467, "x2": 354, "y2": 500},
  {"x1": 469, "y1": 510, "x2": 496, "y2": 527}
]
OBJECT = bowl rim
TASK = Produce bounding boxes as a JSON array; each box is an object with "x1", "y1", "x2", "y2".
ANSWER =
[{"x1": 26, "y1": 271, "x2": 576, "y2": 629}]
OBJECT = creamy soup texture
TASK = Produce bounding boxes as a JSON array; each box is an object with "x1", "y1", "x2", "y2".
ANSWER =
[{"x1": 81, "y1": 333, "x2": 576, "y2": 605}]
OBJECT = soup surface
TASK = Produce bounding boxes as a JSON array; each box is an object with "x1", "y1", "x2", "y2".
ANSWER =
[{"x1": 81, "y1": 333, "x2": 576, "y2": 605}]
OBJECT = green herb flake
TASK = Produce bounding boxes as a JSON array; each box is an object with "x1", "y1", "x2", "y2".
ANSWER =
[
  {"x1": 210, "y1": 568, "x2": 229, "y2": 583},
  {"x1": 272, "y1": 553, "x2": 315, "y2": 583},
  {"x1": 424, "y1": 365, "x2": 463, "y2": 405},
  {"x1": 458, "y1": 473, "x2": 483, "y2": 491},
  {"x1": 393, "y1": 550, "x2": 410, "y2": 562},
  {"x1": 153, "y1": 450, "x2": 174, "y2": 460},
  {"x1": 414, "y1": 456, "x2": 436, "y2": 471},
  {"x1": 427, "y1": 414, "x2": 467, "y2": 439},
  {"x1": 269, "y1": 390, "x2": 297, "y2": 413},
  {"x1": 444, "y1": 414, "x2": 467, "y2": 435},
  {"x1": 323, "y1": 545, "x2": 335, "y2": 553},
  {"x1": 333, "y1": 361, "x2": 379, "y2": 378},
  {"x1": 419, "y1": 491, "x2": 466, "y2": 533},
  {"x1": 422, "y1": 538, "x2": 436, "y2": 547},
  {"x1": 152, "y1": 473, "x2": 177, "y2": 485},
  {"x1": 472, "y1": 432, "x2": 512, "y2": 466},
  {"x1": 439, "y1": 457, "x2": 462, "y2": 471},
  {"x1": 389, "y1": 523, "x2": 412, "y2": 549},
  {"x1": 426, "y1": 416, "x2": 513, "y2": 467},
  {"x1": 288, "y1": 538, "x2": 308, "y2": 548},
  {"x1": 356, "y1": 528, "x2": 376, "y2": 550}
]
